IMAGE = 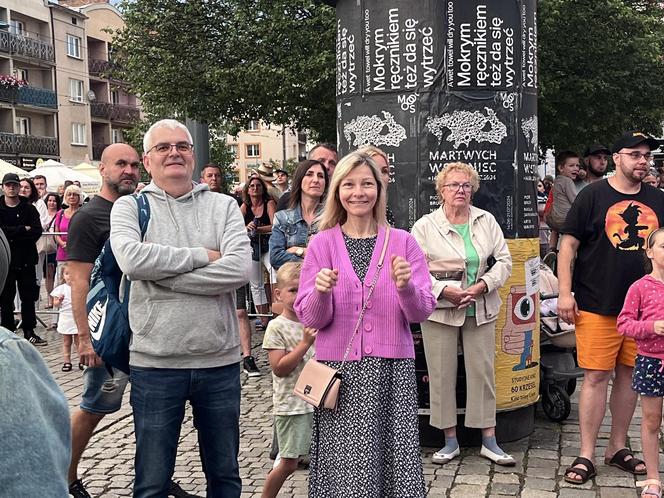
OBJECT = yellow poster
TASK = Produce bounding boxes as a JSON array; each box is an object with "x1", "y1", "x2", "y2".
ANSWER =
[{"x1": 495, "y1": 238, "x2": 540, "y2": 410}]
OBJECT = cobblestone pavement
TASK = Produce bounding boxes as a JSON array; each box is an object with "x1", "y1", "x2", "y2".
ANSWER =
[{"x1": 30, "y1": 316, "x2": 648, "y2": 497}]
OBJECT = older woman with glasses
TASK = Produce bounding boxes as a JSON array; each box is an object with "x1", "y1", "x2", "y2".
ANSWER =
[{"x1": 411, "y1": 162, "x2": 513, "y2": 466}]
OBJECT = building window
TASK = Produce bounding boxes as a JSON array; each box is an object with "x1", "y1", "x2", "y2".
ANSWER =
[
  {"x1": 247, "y1": 120, "x2": 259, "y2": 132},
  {"x1": 66, "y1": 34, "x2": 82, "y2": 58},
  {"x1": 72, "y1": 123, "x2": 86, "y2": 145},
  {"x1": 71, "y1": 17, "x2": 78, "y2": 25},
  {"x1": 246, "y1": 144, "x2": 260, "y2": 158},
  {"x1": 69, "y1": 79, "x2": 84, "y2": 102},
  {"x1": 111, "y1": 129, "x2": 123, "y2": 143},
  {"x1": 15, "y1": 69, "x2": 28, "y2": 83},
  {"x1": 229, "y1": 144, "x2": 238, "y2": 158},
  {"x1": 10, "y1": 21, "x2": 25, "y2": 37},
  {"x1": 111, "y1": 90, "x2": 120, "y2": 104},
  {"x1": 15, "y1": 117, "x2": 30, "y2": 135}
]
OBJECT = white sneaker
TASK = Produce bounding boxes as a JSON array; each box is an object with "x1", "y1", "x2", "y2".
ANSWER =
[
  {"x1": 431, "y1": 446, "x2": 460, "y2": 464},
  {"x1": 480, "y1": 445, "x2": 516, "y2": 466}
]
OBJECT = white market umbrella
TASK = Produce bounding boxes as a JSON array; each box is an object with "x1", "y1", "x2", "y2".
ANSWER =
[
  {"x1": 30, "y1": 165, "x2": 101, "y2": 194},
  {"x1": 0, "y1": 159, "x2": 30, "y2": 179},
  {"x1": 73, "y1": 162, "x2": 102, "y2": 182}
]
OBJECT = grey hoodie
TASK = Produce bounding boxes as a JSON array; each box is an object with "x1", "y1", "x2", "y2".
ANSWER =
[{"x1": 110, "y1": 181, "x2": 251, "y2": 369}]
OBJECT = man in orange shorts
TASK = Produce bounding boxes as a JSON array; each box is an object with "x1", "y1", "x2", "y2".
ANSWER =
[{"x1": 557, "y1": 131, "x2": 664, "y2": 485}]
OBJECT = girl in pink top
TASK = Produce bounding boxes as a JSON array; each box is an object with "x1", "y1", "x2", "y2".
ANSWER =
[
  {"x1": 295, "y1": 151, "x2": 435, "y2": 498},
  {"x1": 617, "y1": 227, "x2": 664, "y2": 498}
]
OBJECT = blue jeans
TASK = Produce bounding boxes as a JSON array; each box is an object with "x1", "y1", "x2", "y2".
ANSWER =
[{"x1": 130, "y1": 363, "x2": 241, "y2": 498}]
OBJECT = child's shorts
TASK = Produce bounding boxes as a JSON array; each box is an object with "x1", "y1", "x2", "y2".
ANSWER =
[
  {"x1": 275, "y1": 412, "x2": 314, "y2": 459},
  {"x1": 632, "y1": 354, "x2": 664, "y2": 397}
]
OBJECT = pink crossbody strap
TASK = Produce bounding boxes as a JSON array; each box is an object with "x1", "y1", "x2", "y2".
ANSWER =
[{"x1": 339, "y1": 226, "x2": 391, "y2": 368}]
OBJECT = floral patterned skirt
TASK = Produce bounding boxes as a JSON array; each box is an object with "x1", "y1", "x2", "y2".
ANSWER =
[{"x1": 308, "y1": 357, "x2": 425, "y2": 498}]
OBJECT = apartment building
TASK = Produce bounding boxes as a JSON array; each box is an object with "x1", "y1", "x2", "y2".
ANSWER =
[
  {"x1": 74, "y1": 1, "x2": 139, "y2": 161},
  {"x1": 0, "y1": 1, "x2": 58, "y2": 169},
  {"x1": 228, "y1": 121, "x2": 308, "y2": 181},
  {"x1": 50, "y1": 1, "x2": 89, "y2": 164},
  {"x1": 0, "y1": 0, "x2": 139, "y2": 170}
]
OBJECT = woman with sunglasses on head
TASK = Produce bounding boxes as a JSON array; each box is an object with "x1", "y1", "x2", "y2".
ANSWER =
[
  {"x1": 42, "y1": 193, "x2": 62, "y2": 308},
  {"x1": 295, "y1": 151, "x2": 435, "y2": 497},
  {"x1": 242, "y1": 176, "x2": 277, "y2": 327},
  {"x1": 411, "y1": 162, "x2": 512, "y2": 467}
]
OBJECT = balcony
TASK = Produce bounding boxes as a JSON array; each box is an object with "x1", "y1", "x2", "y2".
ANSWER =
[
  {"x1": 88, "y1": 58, "x2": 118, "y2": 79},
  {"x1": 0, "y1": 31, "x2": 54, "y2": 64},
  {"x1": 0, "y1": 132, "x2": 58, "y2": 156},
  {"x1": 18, "y1": 86, "x2": 57, "y2": 109},
  {"x1": 0, "y1": 86, "x2": 19, "y2": 104},
  {"x1": 91, "y1": 102, "x2": 139, "y2": 123}
]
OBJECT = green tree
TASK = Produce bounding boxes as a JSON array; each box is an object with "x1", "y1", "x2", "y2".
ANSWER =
[
  {"x1": 112, "y1": 0, "x2": 336, "y2": 143},
  {"x1": 539, "y1": 0, "x2": 664, "y2": 153}
]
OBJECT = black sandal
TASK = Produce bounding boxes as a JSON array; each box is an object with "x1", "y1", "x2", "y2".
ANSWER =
[
  {"x1": 605, "y1": 448, "x2": 647, "y2": 475},
  {"x1": 62, "y1": 362, "x2": 73, "y2": 372},
  {"x1": 564, "y1": 456, "x2": 596, "y2": 485}
]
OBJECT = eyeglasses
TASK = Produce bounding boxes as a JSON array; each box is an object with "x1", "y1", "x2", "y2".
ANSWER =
[
  {"x1": 147, "y1": 142, "x2": 194, "y2": 155},
  {"x1": 443, "y1": 182, "x2": 473, "y2": 192},
  {"x1": 617, "y1": 151, "x2": 654, "y2": 161}
]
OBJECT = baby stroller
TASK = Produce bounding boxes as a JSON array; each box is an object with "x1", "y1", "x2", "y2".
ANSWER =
[{"x1": 538, "y1": 263, "x2": 584, "y2": 422}]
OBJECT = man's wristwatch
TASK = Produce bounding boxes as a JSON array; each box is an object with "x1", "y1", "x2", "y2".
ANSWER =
[{"x1": 296, "y1": 247, "x2": 304, "y2": 257}]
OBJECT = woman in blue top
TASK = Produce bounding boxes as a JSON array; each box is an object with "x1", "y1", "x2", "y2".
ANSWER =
[{"x1": 269, "y1": 159, "x2": 328, "y2": 270}]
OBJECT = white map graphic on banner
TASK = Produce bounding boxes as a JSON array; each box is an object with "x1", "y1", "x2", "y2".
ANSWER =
[
  {"x1": 521, "y1": 115, "x2": 538, "y2": 151},
  {"x1": 426, "y1": 107, "x2": 507, "y2": 149},
  {"x1": 343, "y1": 111, "x2": 407, "y2": 147}
]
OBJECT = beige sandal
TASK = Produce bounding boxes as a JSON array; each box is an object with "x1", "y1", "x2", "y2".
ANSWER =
[{"x1": 640, "y1": 479, "x2": 662, "y2": 498}]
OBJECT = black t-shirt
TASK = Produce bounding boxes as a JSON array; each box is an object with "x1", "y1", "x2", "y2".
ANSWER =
[
  {"x1": 66, "y1": 195, "x2": 113, "y2": 263},
  {"x1": 561, "y1": 179, "x2": 664, "y2": 315}
]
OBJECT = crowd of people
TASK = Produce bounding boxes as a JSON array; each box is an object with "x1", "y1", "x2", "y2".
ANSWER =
[{"x1": 2, "y1": 123, "x2": 664, "y2": 498}]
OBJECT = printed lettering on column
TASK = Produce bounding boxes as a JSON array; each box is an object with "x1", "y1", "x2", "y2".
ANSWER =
[
  {"x1": 447, "y1": 2, "x2": 520, "y2": 91},
  {"x1": 521, "y1": 0, "x2": 537, "y2": 95}
]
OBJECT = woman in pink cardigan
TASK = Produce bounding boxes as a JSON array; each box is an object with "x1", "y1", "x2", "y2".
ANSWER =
[{"x1": 295, "y1": 151, "x2": 436, "y2": 497}]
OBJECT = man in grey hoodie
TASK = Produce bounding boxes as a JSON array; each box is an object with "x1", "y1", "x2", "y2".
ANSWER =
[{"x1": 110, "y1": 119, "x2": 251, "y2": 498}]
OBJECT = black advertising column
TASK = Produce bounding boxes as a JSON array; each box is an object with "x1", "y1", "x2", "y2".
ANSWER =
[{"x1": 331, "y1": 0, "x2": 540, "y2": 439}]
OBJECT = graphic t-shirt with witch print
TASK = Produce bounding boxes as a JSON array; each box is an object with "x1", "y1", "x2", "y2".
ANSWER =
[{"x1": 561, "y1": 179, "x2": 664, "y2": 316}]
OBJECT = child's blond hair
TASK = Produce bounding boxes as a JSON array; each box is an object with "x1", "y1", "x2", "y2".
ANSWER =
[{"x1": 276, "y1": 261, "x2": 302, "y2": 288}]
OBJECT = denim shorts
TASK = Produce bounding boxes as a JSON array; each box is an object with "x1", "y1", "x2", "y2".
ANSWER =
[{"x1": 79, "y1": 365, "x2": 129, "y2": 415}]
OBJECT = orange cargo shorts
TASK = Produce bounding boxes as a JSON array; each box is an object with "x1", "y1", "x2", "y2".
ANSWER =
[{"x1": 575, "y1": 310, "x2": 637, "y2": 370}]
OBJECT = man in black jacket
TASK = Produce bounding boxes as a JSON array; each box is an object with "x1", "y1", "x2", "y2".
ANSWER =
[{"x1": 0, "y1": 173, "x2": 45, "y2": 345}]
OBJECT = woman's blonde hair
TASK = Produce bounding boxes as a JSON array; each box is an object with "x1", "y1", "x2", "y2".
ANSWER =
[
  {"x1": 63, "y1": 184, "x2": 83, "y2": 201},
  {"x1": 435, "y1": 162, "x2": 480, "y2": 202},
  {"x1": 318, "y1": 152, "x2": 387, "y2": 231},
  {"x1": 357, "y1": 145, "x2": 388, "y2": 164}
]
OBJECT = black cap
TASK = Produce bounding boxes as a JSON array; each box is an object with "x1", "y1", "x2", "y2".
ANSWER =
[
  {"x1": 275, "y1": 169, "x2": 288, "y2": 175},
  {"x1": 2, "y1": 173, "x2": 20, "y2": 185},
  {"x1": 584, "y1": 144, "x2": 611, "y2": 157},
  {"x1": 612, "y1": 131, "x2": 660, "y2": 154}
]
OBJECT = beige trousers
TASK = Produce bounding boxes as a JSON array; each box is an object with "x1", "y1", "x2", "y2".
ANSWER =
[{"x1": 421, "y1": 318, "x2": 496, "y2": 430}]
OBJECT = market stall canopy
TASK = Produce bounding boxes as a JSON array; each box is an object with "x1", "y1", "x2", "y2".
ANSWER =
[
  {"x1": 73, "y1": 162, "x2": 102, "y2": 184},
  {"x1": 0, "y1": 159, "x2": 30, "y2": 179},
  {"x1": 29, "y1": 164, "x2": 101, "y2": 194}
]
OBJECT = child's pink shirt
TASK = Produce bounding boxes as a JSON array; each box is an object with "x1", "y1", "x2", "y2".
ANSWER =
[{"x1": 617, "y1": 275, "x2": 664, "y2": 360}]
